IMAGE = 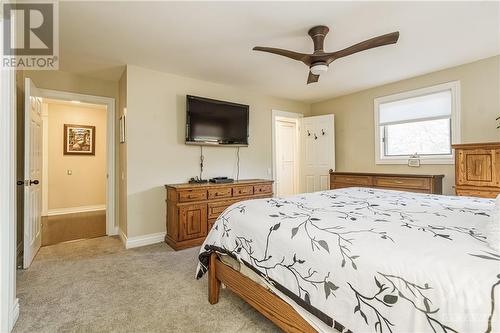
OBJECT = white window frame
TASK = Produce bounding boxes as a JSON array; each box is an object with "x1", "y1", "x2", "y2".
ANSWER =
[{"x1": 374, "y1": 81, "x2": 461, "y2": 165}]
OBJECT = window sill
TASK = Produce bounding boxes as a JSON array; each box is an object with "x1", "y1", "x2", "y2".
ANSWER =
[{"x1": 375, "y1": 157, "x2": 454, "y2": 165}]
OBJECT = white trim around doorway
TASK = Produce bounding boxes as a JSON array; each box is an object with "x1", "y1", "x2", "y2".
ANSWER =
[
  {"x1": 38, "y1": 89, "x2": 117, "y2": 236},
  {"x1": 0, "y1": 67, "x2": 19, "y2": 332}
]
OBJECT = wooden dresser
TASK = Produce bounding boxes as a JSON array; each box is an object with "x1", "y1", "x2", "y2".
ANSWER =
[
  {"x1": 165, "y1": 179, "x2": 273, "y2": 250},
  {"x1": 330, "y1": 171, "x2": 444, "y2": 194},
  {"x1": 452, "y1": 142, "x2": 500, "y2": 198}
]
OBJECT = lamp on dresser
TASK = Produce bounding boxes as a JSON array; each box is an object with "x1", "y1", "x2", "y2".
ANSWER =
[{"x1": 452, "y1": 142, "x2": 500, "y2": 198}]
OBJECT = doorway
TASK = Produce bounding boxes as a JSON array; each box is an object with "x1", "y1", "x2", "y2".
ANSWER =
[
  {"x1": 41, "y1": 98, "x2": 108, "y2": 246},
  {"x1": 21, "y1": 79, "x2": 116, "y2": 268},
  {"x1": 272, "y1": 111, "x2": 336, "y2": 197},
  {"x1": 272, "y1": 110, "x2": 301, "y2": 197}
]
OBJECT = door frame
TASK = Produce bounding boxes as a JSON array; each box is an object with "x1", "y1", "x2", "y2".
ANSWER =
[
  {"x1": 0, "y1": 67, "x2": 19, "y2": 331},
  {"x1": 271, "y1": 110, "x2": 302, "y2": 196},
  {"x1": 37, "y1": 88, "x2": 117, "y2": 236}
]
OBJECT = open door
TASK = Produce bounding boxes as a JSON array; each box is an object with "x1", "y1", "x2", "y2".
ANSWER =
[
  {"x1": 23, "y1": 78, "x2": 43, "y2": 268},
  {"x1": 301, "y1": 114, "x2": 335, "y2": 193}
]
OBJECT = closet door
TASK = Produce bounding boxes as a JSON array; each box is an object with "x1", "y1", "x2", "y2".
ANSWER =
[
  {"x1": 275, "y1": 118, "x2": 299, "y2": 196},
  {"x1": 301, "y1": 115, "x2": 335, "y2": 193}
]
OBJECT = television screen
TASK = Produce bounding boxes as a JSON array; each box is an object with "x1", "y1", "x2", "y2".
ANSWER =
[{"x1": 186, "y1": 95, "x2": 249, "y2": 145}]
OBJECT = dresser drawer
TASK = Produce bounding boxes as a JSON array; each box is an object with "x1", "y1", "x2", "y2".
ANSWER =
[
  {"x1": 232, "y1": 185, "x2": 254, "y2": 197},
  {"x1": 178, "y1": 189, "x2": 207, "y2": 202},
  {"x1": 332, "y1": 175, "x2": 372, "y2": 186},
  {"x1": 373, "y1": 177, "x2": 430, "y2": 190},
  {"x1": 456, "y1": 188, "x2": 500, "y2": 199},
  {"x1": 254, "y1": 184, "x2": 272, "y2": 195},
  {"x1": 207, "y1": 200, "x2": 235, "y2": 219},
  {"x1": 207, "y1": 187, "x2": 232, "y2": 200}
]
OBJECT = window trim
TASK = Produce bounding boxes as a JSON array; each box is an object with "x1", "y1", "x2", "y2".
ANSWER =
[{"x1": 374, "y1": 81, "x2": 461, "y2": 165}]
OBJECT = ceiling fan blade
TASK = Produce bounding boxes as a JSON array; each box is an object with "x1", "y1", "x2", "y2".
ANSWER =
[
  {"x1": 253, "y1": 46, "x2": 311, "y2": 65},
  {"x1": 326, "y1": 31, "x2": 399, "y2": 64},
  {"x1": 307, "y1": 72, "x2": 319, "y2": 84}
]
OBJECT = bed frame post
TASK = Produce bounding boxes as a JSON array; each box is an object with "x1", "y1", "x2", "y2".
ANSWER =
[{"x1": 208, "y1": 253, "x2": 220, "y2": 304}]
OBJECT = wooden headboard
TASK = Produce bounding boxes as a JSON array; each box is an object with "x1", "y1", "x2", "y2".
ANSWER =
[{"x1": 329, "y1": 171, "x2": 444, "y2": 194}]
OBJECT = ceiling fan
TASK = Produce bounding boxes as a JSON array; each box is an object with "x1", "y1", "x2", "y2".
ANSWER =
[{"x1": 253, "y1": 26, "x2": 399, "y2": 84}]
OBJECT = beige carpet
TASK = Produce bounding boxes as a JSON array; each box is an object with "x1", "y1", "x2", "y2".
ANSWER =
[
  {"x1": 13, "y1": 237, "x2": 279, "y2": 332},
  {"x1": 42, "y1": 210, "x2": 106, "y2": 246}
]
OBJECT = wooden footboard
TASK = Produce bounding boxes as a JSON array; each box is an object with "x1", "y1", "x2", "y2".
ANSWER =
[{"x1": 208, "y1": 253, "x2": 317, "y2": 333}]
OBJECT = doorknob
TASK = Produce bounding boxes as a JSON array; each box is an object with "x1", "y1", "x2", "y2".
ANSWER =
[{"x1": 29, "y1": 180, "x2": 39, "y2": 185}]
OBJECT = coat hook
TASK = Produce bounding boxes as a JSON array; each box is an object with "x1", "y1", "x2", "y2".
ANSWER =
[
  {"x1": 321, "y1": 129, "x2": 326, "y2": 136},
  {"x1": 314, "y1": 133, "x2": 318, "y2": 140},
  {"x1": 307, "y1": 130, "x2": 311, "y2": 136}
]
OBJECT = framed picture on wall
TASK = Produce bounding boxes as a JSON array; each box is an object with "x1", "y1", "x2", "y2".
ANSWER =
[
  {"x1": 64, "y1": 124, "x2": 96, "y2": 155},
  {"x1": 119, "y1": 115, "x2": 126, "y2": 143}
]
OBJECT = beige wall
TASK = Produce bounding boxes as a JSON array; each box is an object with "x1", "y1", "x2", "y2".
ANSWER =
[
  {"x1": 26, "y1": 70, "x2": 118, "y2": 99},
  {"x1": 311, "y1": 55, "x2": 500, "y2": 195},
  {"x1": 125, "y1": 65, "x2": 310, "y2": 237},
  {"x1": 46, "y1": 103, "x2": 107, "y2": 210}
]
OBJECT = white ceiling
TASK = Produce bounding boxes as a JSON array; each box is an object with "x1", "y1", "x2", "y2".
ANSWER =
[{"x1": 59, "y1": 1, "x2": 500, "y2": 103}]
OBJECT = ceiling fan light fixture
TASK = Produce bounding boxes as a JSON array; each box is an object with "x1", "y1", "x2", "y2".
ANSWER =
[
  {"x1": 252, "y1": 26, "x2": 399, "y2": 84},
  {"x1": 310, "y1": 63, "x2": 328, "y2": 76}
]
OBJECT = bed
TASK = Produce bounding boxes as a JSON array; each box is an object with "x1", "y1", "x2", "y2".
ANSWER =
[{"x1": 196, "y1": 187, "x2": 499, "y2": 333}]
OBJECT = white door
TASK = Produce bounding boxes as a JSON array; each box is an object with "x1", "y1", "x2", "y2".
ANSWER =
[
  {"x1": 275, "y1": 118, "x2": 299, "y2": 196},
  {"x1": 301, "y1": 114, "x2": 335, "y2": 193},
  {"x1": 23, "y1": 78, "x2": 43, "y2": 268}
]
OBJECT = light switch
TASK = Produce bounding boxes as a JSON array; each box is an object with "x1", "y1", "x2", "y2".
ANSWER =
[{"x1": 67, "y1": 170, "x2": 72, "y2": 175}]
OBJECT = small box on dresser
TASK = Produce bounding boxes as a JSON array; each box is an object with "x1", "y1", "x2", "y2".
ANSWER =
[
  {"x1": 452, "y1": 142, "x2": 500, "y2": 198},
  {"x1": 165, "y1": 179, "x2": 273, "y2": 250}
]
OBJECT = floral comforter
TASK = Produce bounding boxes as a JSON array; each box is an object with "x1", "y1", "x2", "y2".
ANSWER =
[{"x1": 197, "y1": 187, "x2": 499, "y2": 333}]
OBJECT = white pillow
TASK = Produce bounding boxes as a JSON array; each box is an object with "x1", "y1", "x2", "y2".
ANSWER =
[{"x1": 486, "y1": 194, "x2": 500, "y2": 252}]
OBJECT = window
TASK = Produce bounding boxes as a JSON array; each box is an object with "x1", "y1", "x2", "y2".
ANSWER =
[{"x1": 374, "y1": 82, "x2": 460, "y2": 164}]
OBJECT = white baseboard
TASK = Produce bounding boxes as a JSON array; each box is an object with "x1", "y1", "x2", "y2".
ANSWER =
[
  {"x1": 109, "y1": 226, "x2": 119, "y2": 236},
  {"x1": 10, "y1": 298, "x2": 19, "y2": 331},
  {"x1": 47, "y1": 205, "x2": 106, "y2": 216},
  {"x1": 119, "y1": 228, "x2": 127, "y2": 246},
  {"x1": 119, "y1": 230, "x2": 165, "y2": 249}
]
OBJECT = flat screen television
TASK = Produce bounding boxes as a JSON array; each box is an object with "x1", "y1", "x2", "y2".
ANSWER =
[{"x1": 185, "y1": 95, "x2": 249, "y2": 146}]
